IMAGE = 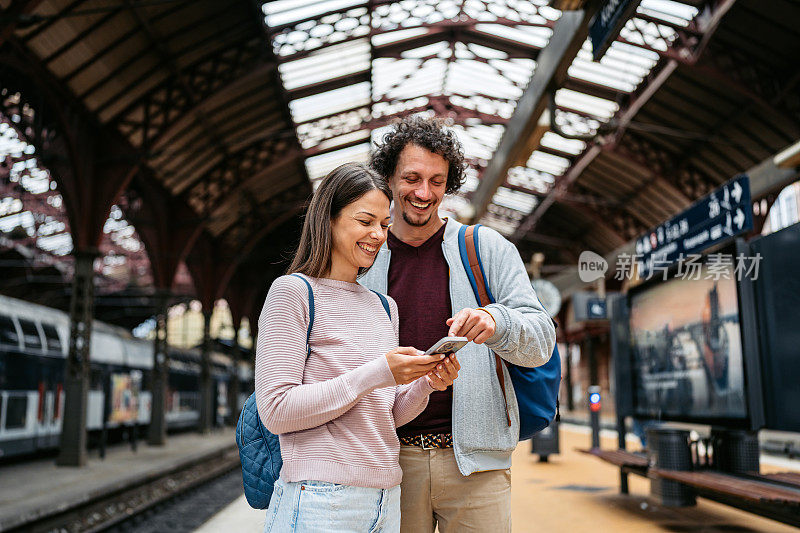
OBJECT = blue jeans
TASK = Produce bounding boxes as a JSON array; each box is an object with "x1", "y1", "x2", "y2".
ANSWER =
[{"x1": 263, "y1": 478, "x2": 401, "y2": 532}]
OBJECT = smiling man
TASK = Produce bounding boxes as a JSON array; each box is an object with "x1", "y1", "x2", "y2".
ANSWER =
[{"x1": 360, "y1": 116, "x2": 556, "y2": 533}]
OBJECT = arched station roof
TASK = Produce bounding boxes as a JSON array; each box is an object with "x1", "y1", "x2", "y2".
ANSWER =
[{"x1": 1, "y1": 0, "x2": 799, "y2": 325}]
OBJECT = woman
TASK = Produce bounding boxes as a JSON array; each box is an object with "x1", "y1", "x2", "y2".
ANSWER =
[{"x1": 255, "y1": 162, "x2": 460, "y2": 532}]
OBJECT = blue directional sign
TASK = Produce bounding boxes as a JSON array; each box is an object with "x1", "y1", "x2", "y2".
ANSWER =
[
  {"x1": 636, "y1": 174, "x2": 752, "y2": 278},
  {"x1": 590, "y1": 0, "x2": 643, "y2": 60}
]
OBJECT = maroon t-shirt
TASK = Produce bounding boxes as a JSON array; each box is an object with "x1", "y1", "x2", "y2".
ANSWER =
[{"x1": 387, "y1": 222, "x2": 453, "y2": 437}]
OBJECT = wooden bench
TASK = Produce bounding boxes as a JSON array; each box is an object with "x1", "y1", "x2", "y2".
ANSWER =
[
  {"x1": 649, "y1": 468, "x2": 800, "y2": 506},
  {"x1": 582, "y1": 448, "x2": 800, "y2": 527},
  {"x1": 759, "y1": 471, "x2": 800, "y2": 487},
  {"x1": 578, "y1": 448, "x2": 649, "y2": 476},
  {"x1": 649, "y1": 468, "x2": 800, "y2": 527}
]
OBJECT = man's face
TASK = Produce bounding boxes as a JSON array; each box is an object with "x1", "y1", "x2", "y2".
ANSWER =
[{"x1": 389, "y1": 144, "x2": 449, "y2": 229}]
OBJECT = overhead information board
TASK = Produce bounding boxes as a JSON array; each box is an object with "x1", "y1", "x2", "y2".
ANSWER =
[{"x1": 636, "y1": 175, "x2": 753, "y2": 278}]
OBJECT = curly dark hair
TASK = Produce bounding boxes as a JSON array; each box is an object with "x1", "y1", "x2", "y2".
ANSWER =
[{"x1": 370, "y1": 115, "x2": 467, "y2": 195}]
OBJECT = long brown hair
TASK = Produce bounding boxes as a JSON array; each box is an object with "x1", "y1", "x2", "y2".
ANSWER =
[{"x1": 288, "y1": 162, "x2": 392, "y2": 278}]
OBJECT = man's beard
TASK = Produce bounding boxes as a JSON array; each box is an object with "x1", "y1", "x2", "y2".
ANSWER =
[{"x1": 402, "y1": 209, "x2": 432, "y2": 227}]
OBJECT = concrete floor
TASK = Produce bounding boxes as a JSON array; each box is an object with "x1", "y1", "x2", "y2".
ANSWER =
[{"x1": 199, "y1": 424, "x2": 800, "y2": 532}]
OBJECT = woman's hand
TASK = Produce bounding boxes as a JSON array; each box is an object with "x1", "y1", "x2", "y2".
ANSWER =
[
  {"x1": 386, "y1": 347, "x2": 446, "y2": 385},
  {"x1": 425, "y1": 354, "x2": 460, "y2": 391}
]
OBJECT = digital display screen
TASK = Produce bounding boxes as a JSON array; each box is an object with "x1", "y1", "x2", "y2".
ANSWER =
[{"x1": 629, "y1": 266, "x2": 746, "y2": 421}]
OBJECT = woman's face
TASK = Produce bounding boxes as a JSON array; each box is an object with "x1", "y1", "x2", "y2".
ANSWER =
[{"x1": 330, "y1": 189, "x2": 391, "y2": 275}]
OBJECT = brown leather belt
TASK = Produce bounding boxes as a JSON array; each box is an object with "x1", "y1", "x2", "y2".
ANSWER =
[{"x1": 399, "y1": 432, "x2": 453, "y2": 449}]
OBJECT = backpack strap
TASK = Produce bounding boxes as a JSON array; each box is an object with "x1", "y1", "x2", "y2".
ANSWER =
[
  {"x1": 459, "y1": 225, "x2": 511, "y2": 427},
  {"x1": 370, "y1": 290, "x2": 392, "y2": 319},
  {"x1": 290, "y1": 273, "x2": 314, "y2": 357}
]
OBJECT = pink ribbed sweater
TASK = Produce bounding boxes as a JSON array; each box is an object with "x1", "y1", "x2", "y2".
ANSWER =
[{"x1": 255, "y1": 274, "x2": 434, "y2": 489}]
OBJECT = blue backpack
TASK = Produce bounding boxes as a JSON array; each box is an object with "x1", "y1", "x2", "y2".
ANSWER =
[
  {"x1": 458, "y1": 225, "x2": 561, "y2": 440},
  {"x1": 236, "y1": 274, "x2": 391, "y2": 509}
]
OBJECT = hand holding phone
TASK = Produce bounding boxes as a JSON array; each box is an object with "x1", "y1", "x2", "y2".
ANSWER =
[{"x1": 424, "y1": 336, "x2": 469, "y2": 355}]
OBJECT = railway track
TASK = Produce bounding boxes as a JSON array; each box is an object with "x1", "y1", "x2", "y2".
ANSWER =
[{"x1": 5, "y1": 446, "x2": 241, "y2": 533}]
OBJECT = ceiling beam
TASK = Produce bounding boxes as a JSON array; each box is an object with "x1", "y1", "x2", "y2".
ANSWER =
[
  {"x1": 468, "y1": 9, "x2": 594, "y2": 224},
  {"x1": 512, "y1": 57, "x2": 680, "y2": 241}
]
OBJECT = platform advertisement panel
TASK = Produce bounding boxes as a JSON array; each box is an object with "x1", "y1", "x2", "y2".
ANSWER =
[
  {"x1": 110, "y1": 372, "x2": 141, "y2": 424},
  {"x1": 629, "y1": 265, "x2": 746, "y2": 421}
]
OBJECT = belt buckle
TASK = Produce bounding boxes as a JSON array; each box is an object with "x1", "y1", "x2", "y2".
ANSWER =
[{"x1": 420, "y1": 434, "x2": 434, "y2": 450}]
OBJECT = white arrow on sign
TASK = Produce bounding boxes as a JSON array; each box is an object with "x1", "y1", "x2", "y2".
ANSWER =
[
  {"x1": 591, "y1": 303, "x2": 603, "y2": 316},
  {"x1": 734, "y1": 208, "x2": 745, "y2": 229},
  {"x1": 732, "y1": 181, "x2": 743, "y2": 203}
]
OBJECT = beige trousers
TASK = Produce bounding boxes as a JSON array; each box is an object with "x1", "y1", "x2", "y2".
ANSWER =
[{"x1": 399, "y1": 445, "x2": 512, "y2": 533}]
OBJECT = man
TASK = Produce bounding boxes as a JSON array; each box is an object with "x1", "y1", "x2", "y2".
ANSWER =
[{"x1": 360, "y1": 116, "x2": 556, "y2": 532}]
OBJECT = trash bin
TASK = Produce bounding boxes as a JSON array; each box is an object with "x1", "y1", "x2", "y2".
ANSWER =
[
  {"x1": 647, "y1": 428, "x2": 696, "y2": 506},
  {"x1": 712, "y1": 428, "x2": 760, "y2": 474},
  {"x1": 531, "y1": 420, "x2": 560, "y2": 462}
]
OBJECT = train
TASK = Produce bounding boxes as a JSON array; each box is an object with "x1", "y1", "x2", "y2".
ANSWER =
[{"x1": 0, "y1": 294, "x2": 252, "y2": 459}]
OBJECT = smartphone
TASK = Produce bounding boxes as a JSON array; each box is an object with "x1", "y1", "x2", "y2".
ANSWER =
[{"x1": 424, "y1": 336, "x2": 469, "y2": 355}]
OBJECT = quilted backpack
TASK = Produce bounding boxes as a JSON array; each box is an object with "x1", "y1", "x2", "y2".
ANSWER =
[
  {"x1": 458, "y1": 225, "x2": 561, "y2": 441},
  {"x1": 236, "y1": 273, "x2": 391, "y2": 509}
]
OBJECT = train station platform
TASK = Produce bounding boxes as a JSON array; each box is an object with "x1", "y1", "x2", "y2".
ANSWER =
[
  {"x1": 196, "y1": 424, "x2": 800, "y2": 532},
  {"x1": 0, "y1": 431, "x2": 235, "y2": 532}
]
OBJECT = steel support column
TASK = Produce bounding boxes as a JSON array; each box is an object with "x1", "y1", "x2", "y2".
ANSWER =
[
  {"x1": 147, "y1": 290, "x2": 169, "y2": 445},
  {"x1": 228, "y1": 321, "x2": 241, "y2": 426},
  {"x1": 57, "y1": 250, "x2": 97, "y2": 467},
  {"x1": 199, "y1": 308, "x2": 213, "y2": 434}
]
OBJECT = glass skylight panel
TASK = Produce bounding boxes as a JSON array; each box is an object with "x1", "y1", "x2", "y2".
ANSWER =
[
  {"x1": 526, "y1": 150, "x2": 570, "y2": 176},
  {"x1": 381, "y1": 60, "x2": 446, "y2": 100},
  {"x1": 474, "y1": 24, "x2": 552, "y2": 49},
  {"x1": 372, "y1": 96, "x2": 429, "y2": 119},
  {"x1": 372, "y1": 58, "x2": 426, "y2": 98},
  {"x1": 370, "y1": 27, "x2": 428, "y2": 47},
  {"x1": 540, "y1": 132, "x2": 586, "y2": 156},
  {"x1": 314, "y1": 129, "x2": 371, "y2": 152},
  {"x1": 371, "y1": 0, "x2": 459, "y2": 31},
  {"x1": 637, "y1": 0, "x2": 698, "y2": 26},
  {"x1": 450, "y1": 94, "x2": 516, "y2": 119},
  {"x1": 568, "y1": 60, "x2": 637, "y2": 93},
  {"x1": 263, "y1": 0, "x2": 364, "y2": 28},
  {"x1": 467, "y1": 43, "x2": 509, "y2": 60},
  {"x1": 604, "y1": 41, "x2": 659, "y2": 70},
  {"x1": 400, "y1": 41, "x2": 450, "y2": 59},
  {"x1": 297, "y1": 107, "x2": 371, "y2": 149},
  {"x1": 461, "y1": 167, "x2": 480, "y2": 193},
  {"x1": 554, "y1": 89, "x2": 619, "y2": 120},
  {"x1": 278, "y1": 39, "x2": 370, "y2": 90},
  {"x1": 0, "y1": 210, "x2": 34, "y2": 233},
  {"x1": 288, "y1": 82, "x2": 371, "y2": 123},
  {"x1": 463, "y1": 0, "x2": 557, "y2": 25},
  {"x1": 439, "y1": 195, "x2": 472, "y2": 221},
  {"x1": 304, "y1": 142, "x2": 370, "y2": 182},
  {"x1": 508, "y1": 165, "x2": 555, "y2": 194},
  {"x1": 491, "y1": 58, "x2": 536, "y2": 86},
  {"x1": 479, "y1": 212, "x2": 517, "y2": 236},
  {"x1": 492, "y1": 186, "x2": 538, "y2": 214},
  {"x1": 447, "y1": 65, "x2": 522, "y2": 100},
  {"x1": 454, "y1": 124, "x2": 505, "y2": 161},
  {"x1": 36, "y1": 232, "x2": 73, "y2": 255}
]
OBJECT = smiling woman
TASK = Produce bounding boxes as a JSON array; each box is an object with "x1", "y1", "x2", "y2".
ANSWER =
[
  {"x1": 257, "y1": 165, "x2": 460, "y2": 533},
  {"x1": 288, "y1": 162, "x2": 391, "y2": 281}
]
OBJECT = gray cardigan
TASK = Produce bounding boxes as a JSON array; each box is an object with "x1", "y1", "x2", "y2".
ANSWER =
[{"x1": 359, "y1": 218, "x2": 556, "y2": 476}]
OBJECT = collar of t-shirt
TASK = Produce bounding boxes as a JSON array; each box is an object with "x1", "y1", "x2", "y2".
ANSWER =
[{"x1": 387, "y1": 220, "x2": 448, "y2": 253}]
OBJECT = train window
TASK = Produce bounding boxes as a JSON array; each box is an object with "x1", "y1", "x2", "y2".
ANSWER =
[
  {"x1": 5, "y1": 396, "x2": 27, "y2": 430},
  {"x1": 0, "y1": 315, "x2": 20, "y2": 347},
  {"x1": 18, "y1": 319, "x2": 43, "y2": 351},
  {"x1": 41, "y1": 324, "x2": 62, "y2": 353}
]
